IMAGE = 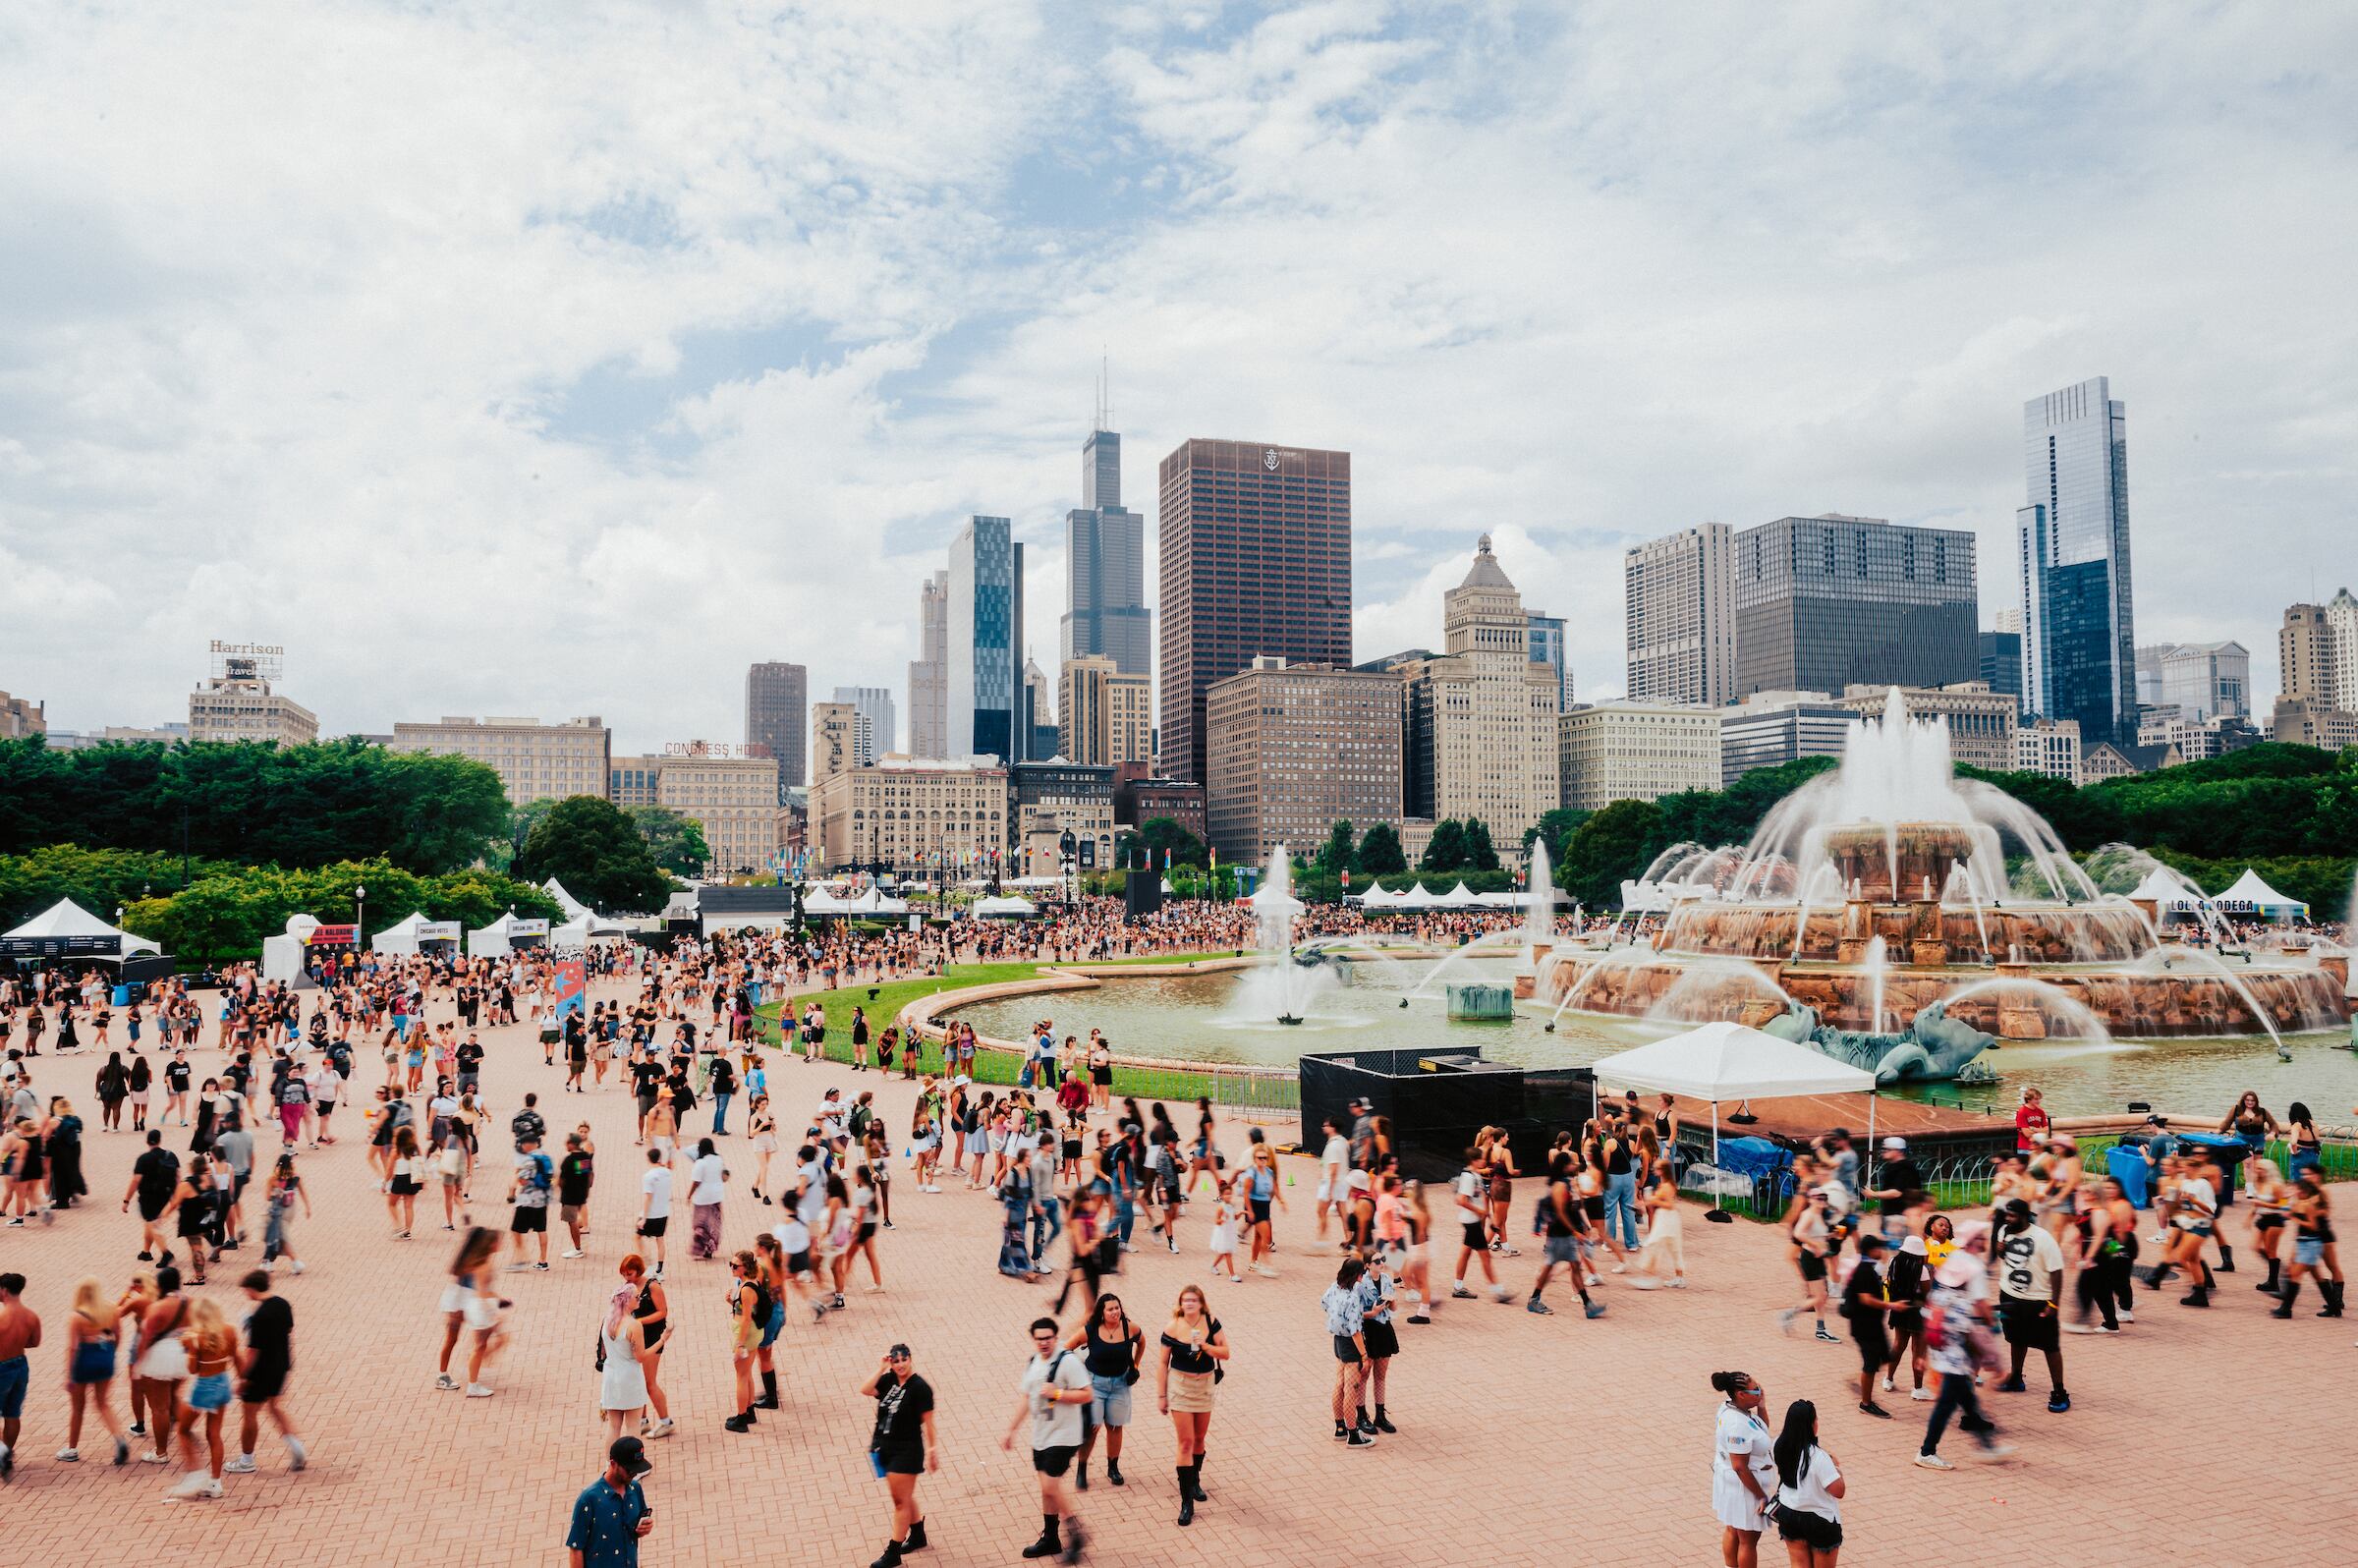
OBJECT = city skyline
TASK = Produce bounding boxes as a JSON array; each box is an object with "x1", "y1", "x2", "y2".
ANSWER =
[{"x1": 6, "y1": 8, "x2": 2353, "y2": 750}]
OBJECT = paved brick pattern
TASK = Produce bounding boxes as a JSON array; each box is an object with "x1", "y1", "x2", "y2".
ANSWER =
[{"x1": 2, "y1": 981, "x2": 2351, "y2": 1565}]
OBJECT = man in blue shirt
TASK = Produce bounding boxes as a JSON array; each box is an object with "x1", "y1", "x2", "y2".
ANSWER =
[{"x1": 567, "y1": 1436, "x2": 653, "y2": 1568}]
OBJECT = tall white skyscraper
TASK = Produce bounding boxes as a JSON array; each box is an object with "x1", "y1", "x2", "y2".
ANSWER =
[
  {"x1": 830, "y1": 686, "x2": 897, "y2": 761},
  {"x1": 907, "y1": 572, "x2": 949, "y2": 758},
  {"x1": 2018, "y1": 376, "x2": 2136, "y2": 746},
  {"x1": 1624, "y1": 523, "x2": 1736, "y2": 706}
]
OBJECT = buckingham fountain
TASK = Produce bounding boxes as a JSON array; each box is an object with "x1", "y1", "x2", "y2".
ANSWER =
[{"x1": 1543, "y1": 689, "x2": 2352, "y2": 1067}]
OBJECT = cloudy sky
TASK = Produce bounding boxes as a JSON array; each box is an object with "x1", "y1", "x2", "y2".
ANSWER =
[{"x1": 5, "y1": 2, "x2": 2353, "y2": 756}]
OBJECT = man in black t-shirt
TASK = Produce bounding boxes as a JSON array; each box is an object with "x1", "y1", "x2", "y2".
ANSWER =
[
  {"x1": 1841, "y1": 1233, "x2": 1895, "y2": 1420},
  {"x1": 511, "y1": 1093, "x2": 546, "y2": 1153},
  {"x1": 123, "y1": 1130, "x2": 180, "y2": 1259},
  {"x1": 1866, "y1": 1138, "x2": 1924, "y2": 1240},
  {"x1": 558, "y1": 1134, "x2": 595, "y2": 1258},
  {"x1": 861, "y1": 1343, "x2": 934, "y2": 1565},
  {"x1": 456, "y1": 1036, "x2": 484, "y2": 1094},
  {"x1": 1527, "y1": 1155, "x2": 1603, "y2": 1320},
  {"x1": 231, "y1": 1269, "x2": 307, "y2": 1475}
]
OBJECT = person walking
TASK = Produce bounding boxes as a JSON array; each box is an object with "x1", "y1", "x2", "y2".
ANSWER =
[
  {"x1": 225, "y1": 1269, "x2": 306, "y2": 1476},
  {"x1": 507, "y1": 1133, "x2": 555, "y2": 1271},
  {"x1": 860, "y1": 1343, "x2": 936, "y2": 1568},
  {"x1": 1839, "y1": 1234, "x2": 1896, "y2": 1420},
  {"x1": 597, "y1": 1284, "x2": 653, "y2": 1442},
  {"x1": 1770, "y1": 1399, "x2": 1845, "y2": 1566},
  {"x1": 1003, "y1": 1315, "x2": 1092, "y2": 1561},
  {"x1": 1155, "y1": 1284, "x2": 1225, "y2": 1528},
  {"x1": 688, "y1": 1139, "x2": 726, "y2": 1262},
  {"x1": 1064, "y1": 1293, "x2": 1141, "y2": 1491},
  {"x1": 1914, "y1": 1234, "x2": 2013, "y2": 1470},
  {"x1": 1709, "y1": 1370, "x2": 1776, "y2": 1568},
  {"x1": 1992, "y1": 1199, "x2": 2068, "y2": 1412},
  {"x1": 56, "y1": 1274, "x2": 130, "y2": 1466},
  {"x1": 558, "y1": 1132, "x2": 595, "y2": 1260},
  {"x1": 565, "y1": 1436, "x2": 654, "y2": 1568},
  {"x1": 637, "y1": 1148, "x2": 674, "y2": 1275}
]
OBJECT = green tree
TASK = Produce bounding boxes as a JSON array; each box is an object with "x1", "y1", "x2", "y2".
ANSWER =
[
  {"x1": 1318, "y1": 819, "x2": 1357, "y2": 875},
  {"x1": 1354, "y1": 823, "x2": 1408, "y2": 876},
  {"x1": 1117, "y1": 815, "x2": 1207, "y2": 870},
  {"x1": 514, "y1": 796, "x2": 673, "y2": 913},
  {"x1": 627, "y1": 805, "x2": 713, "y2": 876},
  {"x1": 1462, "y1": 816, "x2": 1498, "y2": 871},
  {"x1": 1560, "y1": 799, "x2": 1662, "y2": 909},
  {"x1": 1522, "y1": 808, "x2": 1591, "y2": 856},
  {"x1": 0, "y1": 846, "x2": 243, "y2": 927},
  {"x1": 1421, "y1": 818, "x2": 1467, "y2": 871}
]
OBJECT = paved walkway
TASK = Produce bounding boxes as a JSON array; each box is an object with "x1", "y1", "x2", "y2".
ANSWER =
[{"x1": 3, "y1": 980, "x2": 2351, "y2": 1565}]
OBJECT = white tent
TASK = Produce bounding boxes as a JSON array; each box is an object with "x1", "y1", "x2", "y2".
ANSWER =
[
  {"x1": 1443, "y1": 880, "x2": 1481, "y2": 908},
  {"x1": 972, "y1": 894, "x2": 1039, "y2": 919},
  {"x1": 2125, "y1": 867, "x2": 2205, "y2": 910},
  {"x1": 1591, "y1": 1022, "x2": 1878, "y2": 1216},
  {"x1": 541, "y1": 877, "x2": 593, "y2": 922},
  {"x1": 2, "y1": 898, "x2": 161, "y2": 957},
  {"x1": 1398, "y1": 883, "x2": 1439, "y2": 909},
  {"x1": 2216, "y1": 868, "x2": 2307, "y2": 916},
  {"x1": 469, "y1": 912, "x2": 533, "y2": 958}
]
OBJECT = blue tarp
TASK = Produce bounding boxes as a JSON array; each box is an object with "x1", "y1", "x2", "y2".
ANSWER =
[{"x1": 1713, "y1": 1136, "x2": 1791, "y2": 1182}]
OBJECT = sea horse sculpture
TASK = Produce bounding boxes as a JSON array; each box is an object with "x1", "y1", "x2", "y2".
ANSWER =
[{"x1": 1760, "y1": 1000, "x2": 1996, "y2": 1086}]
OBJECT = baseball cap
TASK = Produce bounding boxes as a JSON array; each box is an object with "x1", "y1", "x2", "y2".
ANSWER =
[
  {"x1": 1855, "y1": 1231, "x2": 1885, "y2": 1251},
  {"x1": 1999, "y1": 1198, "x2": 2032, "y2": 1221},
  {"x1": 1881, "y1": 1137, "x2": 1907, "y2": 1152},
  {"x1": 609, "y1": 1435, "x2": 652, "y2": 1477}
]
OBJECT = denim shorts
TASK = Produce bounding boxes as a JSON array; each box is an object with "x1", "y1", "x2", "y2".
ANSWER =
[
  {"x1": 2295, "y1": 1236, "x2": 2327, "y2": 1267},
  {"x1": 189, "y1": 1372, "x2": 233, "y2": 1413},
  {"x1": 0, "y1": 1355, "x2": 27, "y2": 1420},
  {"x1": 1089, "y1": 1370, "x2": 1133, "y2": 1428}
]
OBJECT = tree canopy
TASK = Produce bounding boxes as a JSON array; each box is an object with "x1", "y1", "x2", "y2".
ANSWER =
[
  {"x1": 514, "y1": 796, "x2": 674, "y2": 914},
  {"x1": 1354, "y1": 822, "x2": 1408, "y2": 876},
  {"x1": 0, "y1": 736, "x2": 510, "y2": 873},
  {"x1": 1117, "y1": 816, "x2": 1208, "y2": 870},
  {"x1": 114, "y1": 858, "x2": 562, "y2": 967},
  {"x1": 628, "y1": 806, "x2": 712, "y2": 876}
]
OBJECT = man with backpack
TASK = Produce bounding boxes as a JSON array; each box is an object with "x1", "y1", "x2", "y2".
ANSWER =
[
  {"x1": 1527, "y1": 1150, "x2": 1605, "y2": 1318},
  {"x1": 508, "y1": 1133, "x2": 555, "y2": 1271}
]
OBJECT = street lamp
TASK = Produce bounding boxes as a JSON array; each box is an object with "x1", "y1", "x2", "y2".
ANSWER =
[{"x1": 356, "y1": 882, "x2": 366, "y2": 950}]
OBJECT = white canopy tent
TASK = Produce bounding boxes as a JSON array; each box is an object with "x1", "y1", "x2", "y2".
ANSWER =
[
  {"x1": 2216, "y1": 868, "x2": 2308, "y2": 917},
  {"x1": 972, "y1": 894, "x2": 1039, "y2": 919},
  {"x1": 372, "y1": 911, "x2": 462, "y2": 956},
  {"x1": 1398, "y1": 883, "x2": 1439, "y2": 910},
  {"x1": 2126, "y1": 867, "x2": 2206, "y2": 911},
  {"x1": 541, "y1": 878, "x2": 593, "y2": 922},
  {"x1": 1590, "y1": 1022, "x2": 1877, "y2": 1217},
  {"x1": 469, "y1": 912, "x2": 537, "y2": 959},
  {"x1": 1443, "y1": 880, "x2": 1481, "y2": 908},
  {"x1": 2, "y1": 898, "x2": 161, "y2": 958}
]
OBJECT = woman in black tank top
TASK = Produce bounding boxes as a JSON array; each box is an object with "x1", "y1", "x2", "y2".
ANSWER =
[{"x1": 1064, "y1": 1294, "x2": 1143, "y2": 1488}]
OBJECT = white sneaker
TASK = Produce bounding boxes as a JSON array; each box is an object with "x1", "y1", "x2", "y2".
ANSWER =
[
  {"x1": 223, "y1": 1455, "x2": 257, "y2": 1475},
  {"x1": 1880, "y1": 1375, "x2": 1895, "y2": 1392},
  {"x1": 1910, "y1": 1386, "x2": 1936, "y2": 1402},
  {"x1": 1252, "y1": 1263, "x2": 1278, "y2": 1278},
  {"x1": 54, "y1": 1447, "x2": 80, "y2": 1462},
  {"x1": 1913, "y1": 1452, "x2": 1955, "y2": 1471},
  {"x1": 139, "y1": 1449, "x2": 172, "y2": 1464},
  {"x1": 465, "y1": 1383, "x2": 495, "y2": 1398},
  {"x1": 1609, "y1": 1262, "x2": 1628, "y2": 1274},
  {"x1": 287, "y1": 1436, "x2": 309, "y2": 1472},
  {"x1": 561, "y1": 1249, "x2": 586, "y2": 1260},
  {"x1": 195, "y1": 1478, "x2": 225, "y2": 1499},
  {"x1": 435, "y1": 1373, "x2": 459, "y2": 1390}
]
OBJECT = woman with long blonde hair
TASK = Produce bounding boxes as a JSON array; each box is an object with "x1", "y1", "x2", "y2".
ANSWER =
[
  {"x1": 1154, "y1": 1283, "x2": 1229, "y2": 1528},
  {"x1": 167, "y1": 1294, "x2": 241, "y2": 1499},
  {"x1": 59, "y1": 1275, "x2": 130, "y2": 1465}
]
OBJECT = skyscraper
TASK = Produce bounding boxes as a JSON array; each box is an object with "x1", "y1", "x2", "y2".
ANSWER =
[
  {"x1": 1059, "y1": 655, "x2": 1151, "y2": 767},
  {"x1": 1624, "y1": 523, "x2": 1737, "y2": 707},
  {"x1": 1732, "y1": 514, "x2": 1977, "y2": 698},
  {"x1": 908, "y1": 571, "x2": 948, "y2": 759},
  {"x1": 1978, "y1": 630, "x2": 2023, "y2": 701},
  {"x1": 1059, "y1": 428, "x2": 1151, "y2": 675},
  {"x1": 947, "y1": 516, "x2": 1025, "y2": 761},
  {"x1": 744, "y1": 662, "x2": 807, "y2": 794},
  {"x1": 830, "y1": 686, "x2": 897, "y2": 761},
  {"x1": 1157, "y1": 439, "x2": 1352, "y2": 783},
  {"x1": 2017, "y1": 376, "x2": 2135, "y2": 747},
  {"x1": 1526, "y1": 611, "x2": 1571, "y2": 710}
]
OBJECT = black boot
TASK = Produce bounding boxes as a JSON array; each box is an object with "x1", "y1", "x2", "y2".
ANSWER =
[
  {"x1": 1177, "y1": 1467, "x2": 1194, "y2": 1526},
  {"x1": 2258, "y1": 1257, "x2": 2280, "y2": 1293},
  {"x1": 1075, "y1": 1457, "x2": 1088, "y2": 1491},
  {"x1": 1020, "y1": 1517, "x2": 1062, "y2": 1559},
  {"x1": 2274, "y1": 1280, "x2": 2299, "y2": 1318},
  {"x1": 902, "y1": 1519, "x2": 927, "y2": 1552},
  {"x1": 1105, "y1": 1458, "x2": 1123, "y2": 1486},
  {"x1": 870, "y1": 1541, "x2": 905, "y2": 1568},
  {"x1": 756, "y1": 1370, "x2": 779, "y2": 1409},
  {"x1": 2321, "y1": 1280, "x2": 2346, "y2": 1318},
  {"x1": 1190, "y1": 1456, "x2": 1208, "y2": 1502},
  {"x1": 1373, "y1": 1403, "x2": 1397, "y2": 1434},
  {"x1": 2216, "y1": 1244, "x2": 2235, "y2": 1274}
]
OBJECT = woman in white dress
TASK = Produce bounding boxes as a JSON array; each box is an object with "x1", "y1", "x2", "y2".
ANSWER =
[
  {"x1": 598, "y1": 1283, "x2": 652, "y2": 1440},
  {"x1": 1709, "y1": 1370, "x2": 1776, "y2": 1568}
]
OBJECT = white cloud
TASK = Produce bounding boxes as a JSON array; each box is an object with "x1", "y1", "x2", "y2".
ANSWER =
[{"x1": 3, "y1": 1, "x2": 2353, "y2": 756}]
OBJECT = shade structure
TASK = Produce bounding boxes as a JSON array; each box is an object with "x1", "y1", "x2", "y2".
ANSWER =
[
  {"x1": 2215, "y1": 868, "x2": 2307, "y2": 916},
  {"x1": 1443, "y1": 880, "x2": 1481, "y2": 908},
  {"x1": 971, "y1": 894, "x2": 1038, "y2": 919},
  {"x1": 1590, "y1": 1021, "x2": 1876, "y2": 1101},
  {"x1": 2125, "y1": 866, "x2": 2204, "y2": 909},
  {"x1": 2, "y1": 898, "x2": 161, "y2": 956},
  {"x1": 541, "y1": 877, "x2": 593, "y2": 922},
  {"x1": 1592, "y1": 1021, "x2": 1878, "y2": 1218}
]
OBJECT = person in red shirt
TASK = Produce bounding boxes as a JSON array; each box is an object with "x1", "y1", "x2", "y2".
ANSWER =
[{"x1": 2014, "y1": 1088, "x2": 2050, "y2": 1154}]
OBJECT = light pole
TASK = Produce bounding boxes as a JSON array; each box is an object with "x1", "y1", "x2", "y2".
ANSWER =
[{"x1": 356, "y1": 881, "x2": 366, "y2": 952}]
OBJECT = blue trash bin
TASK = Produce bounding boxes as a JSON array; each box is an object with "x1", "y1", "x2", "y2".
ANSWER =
[
  {"x1": 2105, "y1": 1144, "x2": 2152, "y2": 1208},
  {"x1": 2174, "y1": 1132, "x2": 2246, "y2": 1204},
  {"x1": 112, "y1": 983, "x2": 131, "y2": 1007}
]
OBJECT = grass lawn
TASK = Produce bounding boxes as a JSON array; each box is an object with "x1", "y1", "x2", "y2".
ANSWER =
[{"x1": 750, "y1": 951, "x2": 1297, "y2": 1112}]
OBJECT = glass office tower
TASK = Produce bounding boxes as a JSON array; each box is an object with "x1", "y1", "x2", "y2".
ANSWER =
[
  {"x1": 948, "y1": 515, "x2": 1025, "y2": 762},
  {"x1": 2017, "y1": 377, "x2": 2135, "y2": 747}
]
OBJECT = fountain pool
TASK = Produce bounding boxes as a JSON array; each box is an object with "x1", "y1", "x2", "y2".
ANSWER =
[{"x1": 942, "y1": 953, "x2": 2358, "y2": 1121}]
